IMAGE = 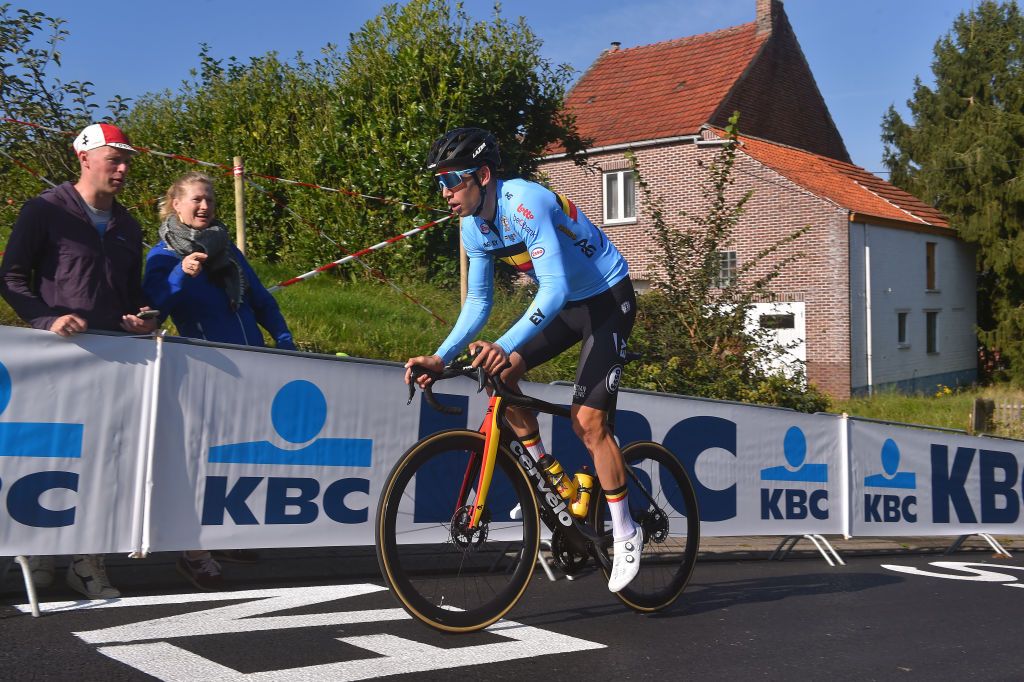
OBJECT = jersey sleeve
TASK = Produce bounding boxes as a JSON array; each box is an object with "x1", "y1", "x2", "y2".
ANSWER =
[
  {"x1": 494, "y1": 190, "x2": 570, "y2": 355},
  {"x1": 434, "y1": 229, "x2": 494, "y2": 363}
]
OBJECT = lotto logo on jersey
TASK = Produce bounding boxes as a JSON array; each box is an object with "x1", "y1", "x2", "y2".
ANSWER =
[
  {"x1": 479, "y1": 223, "x2": 490, "y2": 234},
  {"x1": 517, "y1": 204, "x2": 535, "y2": 220},
  {"x1": 530, "y1": 247, "x2": 545, "y2": 259}
]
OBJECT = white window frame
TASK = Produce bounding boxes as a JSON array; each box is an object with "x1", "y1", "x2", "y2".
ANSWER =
[{"x1": 603, "y1": 170, "x2": 637, "y2": 225}]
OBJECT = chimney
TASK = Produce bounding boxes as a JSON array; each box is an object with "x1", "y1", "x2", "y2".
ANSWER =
[
  {"x1": 610, "y1": 41, "x2": 621, "y2": 51},
  {"x1": 756, "y1": 0, "x2": 783, "y2": 36}
]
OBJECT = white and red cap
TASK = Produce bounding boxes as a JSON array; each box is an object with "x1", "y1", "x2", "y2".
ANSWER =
[{"x1": 72, "y1": 123, "x2": 137, "y2": 154}]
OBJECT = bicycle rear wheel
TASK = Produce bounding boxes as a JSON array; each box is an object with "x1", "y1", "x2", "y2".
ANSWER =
[
  {"x1": 376, "y1": 429, "x2": 540, "y2": 632},
  {"x1": 592, "y1": 440, "x2": 700, "y2": 611}
]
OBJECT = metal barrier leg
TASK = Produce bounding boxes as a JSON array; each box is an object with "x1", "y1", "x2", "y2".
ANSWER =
[
  {"x1": 771, "y1": 535, "x2": 845, "y2": 567},
  {"x1": 946, "y1": 534, "x2": 1012, "y2": 558},
  {"x1": 13, "y1": 556, "x2": 41, "y2": 617},
  {"x1": 981, "y1": 534, "x2": 1013, "y2": 558},
  {"x1": 537, "y1": 540, "x2": 558, "y2": 582}
]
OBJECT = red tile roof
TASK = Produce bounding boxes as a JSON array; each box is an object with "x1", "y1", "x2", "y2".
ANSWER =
[
  {"x1": 563, "y1": 23, "x2": 767, "y2": 149},
  {"x1": 724, "y1": 130, "x2": 949, "y2": 229}
]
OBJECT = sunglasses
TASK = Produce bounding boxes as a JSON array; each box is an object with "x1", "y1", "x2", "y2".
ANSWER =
[{"x1": 435, "y1": 167, "x2": 480, "y2": 191}]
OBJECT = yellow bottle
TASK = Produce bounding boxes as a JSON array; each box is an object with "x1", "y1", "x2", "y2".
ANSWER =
[
  {"x1": 570, "y1": 469, "x2": 594, "y2": 518},
  {"x1": 539, "y1": 457, "x2": 577, "y2": 501}
]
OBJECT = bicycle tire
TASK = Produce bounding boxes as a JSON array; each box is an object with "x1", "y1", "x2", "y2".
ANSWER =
[
  {"x1": 376, "y1": 429, "x2": 541, "y2": 632},
  {"x1": 591, "y1": 440, "x2": 700, "y2": 611}
]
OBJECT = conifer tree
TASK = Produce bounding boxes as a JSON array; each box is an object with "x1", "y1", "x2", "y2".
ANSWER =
[{"x1": 882, "y1": 0, "x2": 1024, "y2": 381}]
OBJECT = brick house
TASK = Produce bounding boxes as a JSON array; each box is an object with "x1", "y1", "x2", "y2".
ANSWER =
[{"x1": 539, "y1": 0, "x2": 977, "y2": 398}]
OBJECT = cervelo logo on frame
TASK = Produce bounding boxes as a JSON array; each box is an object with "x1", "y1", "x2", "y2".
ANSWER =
[
  {"x1": 201, "y1": 380, "x2": 373, "y2": 526},
  {"x1": 864, "y1": 437, "x2": 918, "y2": 523},
  {"x1": 759, "y1": 425, "x2": 829, "y2": 521},
  {"x1": 0, "y1": 358, "x2": 83, "y2": 528}
]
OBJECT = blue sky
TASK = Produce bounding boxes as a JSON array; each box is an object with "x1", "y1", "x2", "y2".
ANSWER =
[{"x1": 26, "y1": 0, "x2": 977, "y2": 175}]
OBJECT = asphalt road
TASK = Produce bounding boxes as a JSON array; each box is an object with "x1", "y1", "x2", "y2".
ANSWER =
[{"x1": 2, "y1": 547, "x2": 1023, "y2": 680}]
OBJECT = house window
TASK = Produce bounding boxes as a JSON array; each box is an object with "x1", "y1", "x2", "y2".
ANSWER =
[
  {"x1": 897, "y1": 311, "x2": 909, "y2": 347},
  {"x1": 760, "y1": 313, "x2": 795, "y2": 329},
  {"x1": 603, "y1": 170, "x2": 636, "y2": 224},
  {"x1": 926, "y1": 311, "x2": 938, "y2": 353},
  {"x1": 926, "y1": 242, "x2": 937, "y2": 290},
  {"x1": 716, "y1": 251, "x2": 737, "y2": 288}
]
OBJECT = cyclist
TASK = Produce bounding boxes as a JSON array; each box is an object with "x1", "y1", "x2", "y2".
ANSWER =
[{"x1": 404, "y1": 127, "x2": 643, "y2": 592}]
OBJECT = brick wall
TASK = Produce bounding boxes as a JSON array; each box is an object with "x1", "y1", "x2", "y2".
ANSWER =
[
  {"x1": 541, "y1": 138, "x2": 853, "y2": 398},
  {"x1": 713, "y1": 1, "x2": 850, "y2": 162}
]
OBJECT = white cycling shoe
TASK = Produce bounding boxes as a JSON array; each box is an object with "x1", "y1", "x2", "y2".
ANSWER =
[
  {"x1": 608, "y1": 526, "x2": 644, "y2": 593},
  {"x1": 510, "y1": 503, "x2": 523, "y2": 520}
]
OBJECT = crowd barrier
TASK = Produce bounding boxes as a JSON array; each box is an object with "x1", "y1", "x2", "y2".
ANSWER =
[{"x1": 2, "y1": 324, "x2": 1022, "y2": 562}]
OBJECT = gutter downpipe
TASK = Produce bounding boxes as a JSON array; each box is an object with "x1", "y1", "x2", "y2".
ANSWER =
[{"x1": 864, "y1": 225, "x2": 874, "y2": 397}]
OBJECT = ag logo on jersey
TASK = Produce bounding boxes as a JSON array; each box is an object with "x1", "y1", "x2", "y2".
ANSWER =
[{"x1": 530, "y1": 247, "x2": 545, "y2": 259}]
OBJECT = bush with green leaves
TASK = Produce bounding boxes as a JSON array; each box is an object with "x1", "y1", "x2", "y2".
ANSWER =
[{"x1": 1, "y1": 1, "x2": 586, "y2": 285}]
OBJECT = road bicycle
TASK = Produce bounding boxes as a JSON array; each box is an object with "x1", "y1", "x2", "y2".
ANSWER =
[{"x1": 375, "y1": 358, "x2": 700, "y2": 632}]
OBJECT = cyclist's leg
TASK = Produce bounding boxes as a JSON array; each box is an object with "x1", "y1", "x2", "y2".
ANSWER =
[
  {"x1": 565, "y1": 277, "x2": 641, "y2": 591},
  {"x1": 502, "y1": 313, "x2": 581, "y2": 454}
]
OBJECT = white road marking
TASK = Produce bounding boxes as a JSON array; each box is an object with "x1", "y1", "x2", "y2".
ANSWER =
[{"x1": 18, "y1": 584, "x2": 605, "y2": 680}]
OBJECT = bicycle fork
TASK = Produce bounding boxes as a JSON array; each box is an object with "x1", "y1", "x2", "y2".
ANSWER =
[{"x1": 456, "y1": 395, "x2": 502, "y2": 530}]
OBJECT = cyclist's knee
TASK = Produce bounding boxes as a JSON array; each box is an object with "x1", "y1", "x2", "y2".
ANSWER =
[{"x1": 571, "y1": 408, "x2": 610, "y2": 449}]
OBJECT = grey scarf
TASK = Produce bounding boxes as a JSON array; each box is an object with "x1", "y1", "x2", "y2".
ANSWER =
[{"x1": 159, "y1": 215, "x2": 247, "y2": 311}]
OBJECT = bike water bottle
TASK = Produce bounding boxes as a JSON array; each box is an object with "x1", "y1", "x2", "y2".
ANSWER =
[
  {"x1": 539, "y1": 456, "x2": 577, "y2": 501},
  {"x1": 570, "y1": 468, "x2": 594, "y2": 518}
]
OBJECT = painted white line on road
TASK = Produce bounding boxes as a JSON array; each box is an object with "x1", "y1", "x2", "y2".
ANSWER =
[
  {"x1": 42, "y1": 584, "x2": 605, "y2": 680},
  {"x1": 96, "y1": 615, "x2": 604, "y2": 681},
  {"x1": 15, "y1": 583, "x2": 387, "y2": 614}
]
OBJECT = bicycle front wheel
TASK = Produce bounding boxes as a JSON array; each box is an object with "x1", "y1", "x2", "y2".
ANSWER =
[
  {"x1": 592, "y1": 440, "x2": 700, "y2": 612},
  {"x1": 376, "y1": 429, "x2": 540, "y2": 632}
]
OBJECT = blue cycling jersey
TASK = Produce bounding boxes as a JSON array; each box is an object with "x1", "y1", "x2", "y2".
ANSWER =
[{"x1": 434, "y1": 178, "x2": 629, "y2": 362}]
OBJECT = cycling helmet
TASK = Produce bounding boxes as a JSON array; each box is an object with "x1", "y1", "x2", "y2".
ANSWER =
[{"x1": 425, "y1": 127, "x2": 501, "y2": 171}]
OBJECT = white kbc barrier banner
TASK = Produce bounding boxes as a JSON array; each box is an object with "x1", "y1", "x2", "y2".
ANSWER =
[
  {"x1": 850, "y1": 420, "x2": 1024, "y2": 536},
  {"x1": 0, "y1": 324, "x2": 1020, "y2": 557},
  {"x1": 0, "y1": 326, "x2": 156, "y2": 555}
]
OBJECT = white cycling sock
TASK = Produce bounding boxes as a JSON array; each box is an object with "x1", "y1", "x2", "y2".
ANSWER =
[
  {"x1": 605, "y1": 486, "x2": 637, "y2": 541},
  {"x1": 520, "y1": 431, "x2": 547, "y2": 462}
]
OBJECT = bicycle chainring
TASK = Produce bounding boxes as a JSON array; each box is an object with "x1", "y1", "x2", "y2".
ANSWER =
[
  {"x1": 450, "y1": 505, "x2": 490, "y2": 550},
  {"x1": 549, "y1": 528, "x2": 589, "y2": 575}
]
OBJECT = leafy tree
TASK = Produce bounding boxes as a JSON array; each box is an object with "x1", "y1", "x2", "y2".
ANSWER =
[
  {"x1": 120, "y1": 0, "x2": 586, "y2": 281},
  {"x1": 881, "y1": 0, "x2": 1024, "y2": 381},
  {"x1": 0, "y1": 3, "x2": 129, "y2": 244},
  {"x1": 626, "y1": 114, "x2": 829, "y2": 412}
]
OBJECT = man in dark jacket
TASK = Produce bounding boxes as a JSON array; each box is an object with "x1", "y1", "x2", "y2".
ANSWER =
[
  {"x1": 0, "y1": 123, "x2": 158, "y2": 598},
  {"x1": 1, "y1": 123, "x2": 157, "y2": 335}
]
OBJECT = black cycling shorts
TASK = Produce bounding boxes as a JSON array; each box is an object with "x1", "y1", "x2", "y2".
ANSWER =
[{"x1": 515, "y1": 276, "x2": 636, "y2": 410}]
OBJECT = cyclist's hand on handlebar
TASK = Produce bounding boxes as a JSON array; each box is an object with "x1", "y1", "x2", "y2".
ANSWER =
[
  {"x1": 468, "y1": 340, "x2": 509, "y2": 376},
  {"x1": 404, "y1": 354, "x2": 444, "y2": 388}
]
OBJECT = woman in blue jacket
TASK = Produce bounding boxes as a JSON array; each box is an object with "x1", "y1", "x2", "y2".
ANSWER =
[
  {"x1": 144, "y1": 171, "x2": 295, "y2": 350},
  {"x1": 143, "y1": 171, "x2": 295, "y2": 590}
]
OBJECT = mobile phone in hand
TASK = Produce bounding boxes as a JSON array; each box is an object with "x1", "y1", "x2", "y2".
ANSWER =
[{"x1": 137, "y1": 309, "x2": 161, "y2": 320}]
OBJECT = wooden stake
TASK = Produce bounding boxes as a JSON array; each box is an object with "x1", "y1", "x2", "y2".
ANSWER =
[{"x1": 233, "y1": 156, "x2": 246, "y2": 254}]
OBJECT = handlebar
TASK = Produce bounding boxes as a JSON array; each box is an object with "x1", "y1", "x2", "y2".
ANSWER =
[{"x1": 406, "y1": 358, "x2": 571, "y2": 419}]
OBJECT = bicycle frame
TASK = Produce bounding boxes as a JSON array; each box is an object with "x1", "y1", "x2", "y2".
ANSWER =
[{"x1": 458, "y1": 386, "x2": 614, "y2": 572}]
